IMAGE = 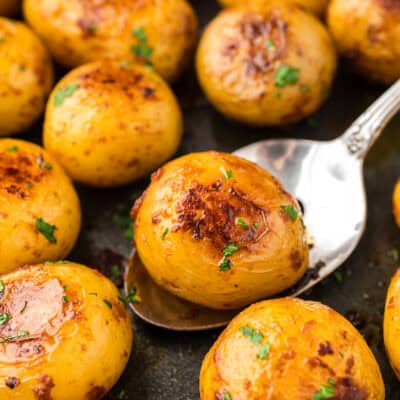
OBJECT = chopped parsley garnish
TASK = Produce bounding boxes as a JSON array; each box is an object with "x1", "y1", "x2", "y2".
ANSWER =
[
  {"x1": 117, "y1": 390, "x2": 129, "y2": 400},
  {"x1": 19, "y1": 64, "x2": 26, "y2": 71},
  {"x1": 119, "y1": 59, "x2": 132, "y2": 68},
  {"x1": 240, "y1": 325, "x2": 264, "y2": 345},
  {"x1": 35, "y1": 218, "x2": 57, "y2": 243},
  {"x1": 37, "y1": 155, "x2": 52, "y2": 170},
  {"x1": 0, "y1": 280, "x2": 4, "y2": 293},
  {"x1": 0, "y1": 330, "x2": 29, "y2": 343},
  {"x1": 131, "y1": 26, "x2": 153, "y2": 63},
  {"x1": 281, "y1": 205, "x2": 299, "y2": 221},
  {"x1": 110, "y1": 264, "x2": 122, "y2": 279},
  {"x1": 26, "y1": 183, "x2": 33, "y2": 189},
  {"x1": 388, "y1": 249, "x2": 399, "y2": 262},
  {"x1": 257, "y1": 342, "x2": 270, "y2": 360},
  {"x1": 223, "y1": 390, "x2": 232, "y2": 400},
  {"x1": 62, "y1": 295, "x2": 68, "y2": 303},
  {"x1": 19, "y1": 301, "x2": 28, "y2": 314},
  {"x1": 223, "y1": 244, "x2": 240, "y2": 257},
  {"x1": 132, "y1": 27, "x2": 147, "y2": 42},
  {"x1": 7, "y1": 145, "x2": 18, "y2": 152},
  {"x1": 0, "y1": 313, "x2": 11, "y2": 325},
  {"x1": 219, "y1": 259, "x2": 231, "y2": 272},
  {"x1": 53, "y1": 83, "x2": 80, "y2": 106},
  {"x1": 253, "y1": 221, "x2": 260, "y2": 229},
  {"x1": 119, "y1": 286, "x2": 141, "y2": 305},
  {"x1": 235, "y1": 217, "x2": 249, "y2": 230},
  {"x1": 88, "y1": 22, "x2": 97, "y2": 33},
  {"x1": 275, "y1": 65, "x2": 300, "y2": 88},
  {"x1": 266, "y1": 39, "x2": 276, "y2": 51},
  {"x1": 220, "y1": 167, "x2": 233, "y2": 179},
  {"x1": 103, "y1": 299, "x2": 113, "y2": 309},
  {"x1": 312, "y1": 379, "x2": 336, "y2": 400},
  {"x1": 161, "y1": 228, "x2": 169, "y2": 240},
  {"x1": 300, "y1": 84, "x2": 310, "y2": 93}
]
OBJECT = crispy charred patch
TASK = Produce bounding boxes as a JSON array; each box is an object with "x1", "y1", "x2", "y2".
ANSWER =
[
  {"x1": 86, "y1": 385, "x2": 106, "y2": 400},
  {"x1": 317, "y1": 341, "x2": 334, "y2": 356},
  {"x1": 172, "y1": 181, "x2": 268, "y2": 249},
  {"x1": 289, "y1": 250, "x2": 303, "y2": 271},
  {"x1": 234, "y1": 12, "x2": 288, "y2": 76},
  {"x1": 335, "y1": 377, "x2": 367, "y2": 400},
  {"x1": 307, "y1": 357, "x2": 336, "y2": 376},
  {"x1": 32, "y1": 375, "x2": 54, "y2": 400},
  {"x1": 5, "y1": 376, "x2": 19, "y2": 389},
  {"x1": 76, "y1": 62, "x2": 159, "y2": 101},
  {"x1": 0, "y1": 150, "x2": 51, "y2": 199},
  {"x1": 345, "y1": 356, "x2": 355, "y2": 374}
]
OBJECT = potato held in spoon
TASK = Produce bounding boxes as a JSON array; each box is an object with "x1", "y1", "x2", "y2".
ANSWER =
[{"x1": 132, "y1": 151, "x2": 309, "y2": 310}]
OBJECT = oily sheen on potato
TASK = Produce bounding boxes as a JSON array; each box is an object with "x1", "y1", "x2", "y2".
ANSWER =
[
  {"x1": 196, "y1": 0, "x2": 337, "y2": 126},
  {"x1": 0, "y1": 17, "x2": 53, "y2": 136},
  {"x1": 0, "y1": 139, "x2": 81, "y2": 274},
  {"x1": 23, "y1": 0, "x2": 197, "y2": 82},
  {"x1": 219, "y1": 0, "x2": 329, "y2": 17},
  {"x1": 328, "y1": 0, "x2": 400, "y2": 84},
  {"x1": 0, "y1": 262, "x2": 133, "y2": 400},
  {"x1": 43, "y1": 60, "x2": 183, "y2": 187},
  {"x1": 132, "y1": 151, "x2": 309, "y2": 310},
  {"x1": 200, "y1": 298, "x2": 385, "y2": 399}
]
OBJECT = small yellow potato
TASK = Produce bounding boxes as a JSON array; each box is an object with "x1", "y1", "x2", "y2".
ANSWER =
[
  {"x1": 133, "y1": 151, "x2": 309, "y2": 310},
  {"x1": 219, "y1": 0, "x2": 328, "y2": 17},
  {"x1": 0, "y1": 0, "x2": 21, "y2": 16},
  {"x1": 0, "y1": 262, "x2": 133, "y2": 400},
  {"x1": 328, "y1": 0, "x2": 400, "y2": 84},
  {"x1": 200, "y1": 298, "x2": 385, "y2": 399},
  {"x1": 0, "y1": 17, "x2": 53, "y2": 136},
  {"x1": 196, "y1": 1, "x2": 337, "y2": 126},
  {"x1": 23, "y1": 0, "x2": 198, "y2": 82},
  {"x1": 393, "y1": 179, "x2": 400, "y2": 227},
  {"x1": 384, "y1": 269, "x2": 400, "y2": 380},
  {"x1": 0, "y1": 139, "x2": 81, "y2": 274},
  {"x1": 43, "y1": 60, "x2": 183, "y2": 188}
]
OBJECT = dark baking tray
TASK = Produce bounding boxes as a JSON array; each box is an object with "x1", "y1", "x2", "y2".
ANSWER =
[{"x1": 20, "y1": 1, "x2": 400, "y2": 398}]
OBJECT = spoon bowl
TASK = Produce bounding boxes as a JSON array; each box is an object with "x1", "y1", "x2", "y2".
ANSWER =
[{"x1": 125, "y1": 79, "x2": 400, "y2": 330}]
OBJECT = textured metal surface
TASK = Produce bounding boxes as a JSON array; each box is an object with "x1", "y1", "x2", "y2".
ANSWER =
[{"x1": 20, "y1": 1, "x2": 400, "y2": 398}]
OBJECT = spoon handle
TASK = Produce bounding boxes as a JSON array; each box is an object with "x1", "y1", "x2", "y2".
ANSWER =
[{"x1": 341, "y1": 79, "x2": 400, "y2": 160}]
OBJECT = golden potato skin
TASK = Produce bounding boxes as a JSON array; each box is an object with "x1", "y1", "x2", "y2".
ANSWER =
[
  {"x1": 43, "y1": 60, "x2": 183, "y2": 187},
  {"x1": 219, "y1": 0, "x2": 328, "y2": 17},
  {"x1": 133, "y1": 151, "x2": 309, "y2": 310},
  {"x1": 0, "y1": 139, "x2": 81, "y2": 274},
  {"x1": 0, "y1": 18, "x2": 53, "y2": 136},
  {"x1": 384, "y1": 269, "x2": 400, "y2": 380},
  {"x1": 23, "y1": 0, "x2": 197, "y2": 82},
  {"x1": 196, "y1": 1, "x2": 337, "y2": 126},
  {"x1": 393, "y1": 179, "x2": 400, "y2": 227},
  {"x1": 0, "y1": 262, "x2": 133, "y2": 400},
  {"x1": 200, "y1": 298, "x2": 385, "y2": 400},
  {"x1": 0, "y1": 0, "x2": 21, "y2": 16},
  {"x1": 328, "y1": 0, "x2": 400, "y2": 84}
]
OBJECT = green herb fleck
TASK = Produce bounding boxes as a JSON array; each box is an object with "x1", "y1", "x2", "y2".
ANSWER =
[
  {"x1": 275, "y1": 91, "x2": 282, "y2": 98},
  {"x1": 26, "y1": 183, "x2": 33, "y2": 189},
  {"x1": 0, "y1": 330, "x2": 29, "y2": 343},
  {"x1": 35, "y1": 218, "x2": 57, "y2": 244},
  {"x1": 223, "y1": 390, "x2": 232, "y2": 400},
  {"x1": 7, "y1": 145, "x2": 18, "y2": 152},
  {"x1": 275, "y1": 65, "x2": 300, "y2": 88},
  {"x1": 132, "y1": 27, "x2": 147, "y2": 42},
  {"x1": 220, "y1": 167, "x2": 233, "y2": 179},
  {"x1": 0, "y1": 313, "x2": 11, "y2": 325},
  {"x1": 334, "y1": 271, "x2": 344, "y2": 284},
  {"x1": 37, "y1": 155, "x2": 52, "y2": 170},
  {"x1": 0, "y1": 280, "x2": 4, "y2": 293},
  {"x1": 89, "y1": 292, "x2": 98, "y2": 296},
  {"x1": 161, "y1": 228, "x2": 169, "y2": 240},
  {"x1": 281, "y1": 205, "x2": 299, "y2": 221},
  {"x1": 110, "y1": 264, "x2": 122, "y2": 279},
  {"x1": 88, "y1": 22, "x2": 97, "y2": 33},
  {"x1": 223, "y1": 244, "x2": 239, "y2": 257},
  {"x1": 300, "y1": 84, "x2": 310, "y2": 93},
  {"x1": 257, "y1": 342, "x2": 270, "y2": 360},
  {"x1": 19, "y1": 64, "x2": 26, "y2": 71},
  {"x1": 388, "y1": 249, "x2": 399, "y2": 262},
  {"x1": 253, "y1": 221, "x2": 260, "y2": 229},
  {"x1": 62, "y1": 295, "x2": 68, "y2": 303},
  {"x1": 19, "y1": 301, "x2": 28, "y2": 314},
  {"x1": 117, "y1": 390, "x2": 129, "y2": 400},
  {"x1": 219, "y1": 258, "x2": 231, "y2": 272},
  {"x1": 119, "y1": 286, "x2": 141, "y2": 305},
  {"x1": 103, "y1": 299, "x2": 113, "y2": 309},
  {"x1": 131, "y1": 44, "x2": 153, "y2": 58},
  {"x1": 235, "y1": 217, "x2": 249, "y2": 230},
  {"x1": 312, "y1": 379, "x2": 335, "y2": 400},
  {"x1": 266, "y1": 39, "x2": 276, "y2": 51},
  {"x1": 240, "y1": 325, "x2": 264, "y2": 345},
  {"x1": 53, "y1": 83, "x2": 80, "y2": 106}
]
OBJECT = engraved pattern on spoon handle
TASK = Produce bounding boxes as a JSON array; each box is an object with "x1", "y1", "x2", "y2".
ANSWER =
[{"x1": 341, "y1": 79, "x2": 400, "y2": 160}]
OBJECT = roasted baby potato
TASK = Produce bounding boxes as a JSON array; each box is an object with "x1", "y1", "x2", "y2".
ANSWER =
[
  {"x1": 200, "y1": 298, "x2": 385, "y2": 399},
  {"x1": 23, "y1": 0, "x2": 197, "y2": 82},
  {"x1": 0, "y1": 139, "x2": 81, "y2": 274},
  {"x1": 219, "y1": 0, "x2": 328, "y2": 17},
  {"x1": 0, "y1": 262, "x2": 133, "y2": 400},
  {"x1": 384, "y1": 269, "x2": 400, "y2": 380},
  {"x1": 328, "y1": 0, "x2": 400, "y2": 84},
  {"x1": 393, "y1": 179, "x2": 400, "y2": 227},
  {"x1": 0, "y1": 0, "x2": 20, "y2": 16},
  {"x1": 0, "y1": 17, "x2": 53, "y2": 136},
  {"x1": 133, "y1": 151, "x2": 309, "y2": 310},
  {"x1": 196, "y1": 1, "x2": 337, "y2": 126},
  {"x1": 43, "y1": 60, "x2": 183, "y2": 187}
]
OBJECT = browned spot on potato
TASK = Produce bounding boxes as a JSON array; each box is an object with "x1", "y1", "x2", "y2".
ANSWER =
[
  {"x1": 388, "y1": 296, "x2": 396, "y2": 308},
  {"x1": 172, "y1": 181, "x2": 268, "y2": 249},
  {"x1": 142, "y1": 87, "x2": 156, "y2": 99},
  {"x1": 86, "y1": 385, "x2": 106, "y2": 400},
  {"x1": 317, "y1": 341, "x2": 334, "y2": 356},
  {"x1": 345, "y1": 355, "x2": 355, "y2": 374},
  {"x1": 301, "y1": 319, "x2": 316, "y2": 333},
  {"x1": 77, "y1": 18, "x2": 97, "y2": 37},
  {"x1": 307, "y1": 357, "x2": 336, "y2": 375},
  {"x1": 335, "y1": 377, "x2": 367, "y2": 400},
  {"x1": 5, "y1": 376, "x2": 19, "y2": 389},
  {"x1": 289, "y1": 250, "x2": 303, "y2": 270},
  {"x1": 375, "y1": 0, "x2": 400, "y2": 11},
  {"x1": 33, "y1": 375, "x2": 54, "y2": 400}
]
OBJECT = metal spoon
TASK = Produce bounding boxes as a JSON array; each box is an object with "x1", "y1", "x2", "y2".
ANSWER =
[{"x1": 125, "y1": 79, "x2": 400, "y2": 331}]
